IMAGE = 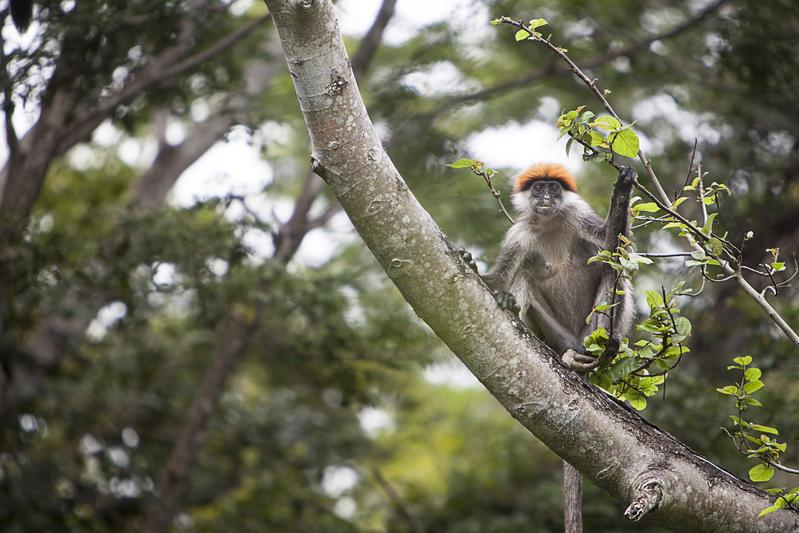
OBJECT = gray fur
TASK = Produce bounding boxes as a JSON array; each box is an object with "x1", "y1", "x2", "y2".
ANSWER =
[{"x1": 485, "y1": 169, "x2": 635, "y2": 362}]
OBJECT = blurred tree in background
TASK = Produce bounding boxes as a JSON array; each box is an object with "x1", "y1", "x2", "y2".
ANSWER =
[{"x1": 0, "y1": 0, "x2": 797, "y2": 531}]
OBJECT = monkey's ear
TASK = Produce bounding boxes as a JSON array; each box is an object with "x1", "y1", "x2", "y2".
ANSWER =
[{"x1": 10, "y1": 0, "x2": 34, "y2": 32}]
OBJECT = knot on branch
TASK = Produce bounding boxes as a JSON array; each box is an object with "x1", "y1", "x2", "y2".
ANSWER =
[
  {"x1": 297, "y1": 0, "x2": 315, "y2": 8},
  {"x1": 325, "y1": 72, "x2": 349, "y2": 97},
  {"x1": 624, "y1": 479, "x2": 663, "y2": 521},
  {"x1": 387, "y1": 257, "x2": 414, "y2": 277}
]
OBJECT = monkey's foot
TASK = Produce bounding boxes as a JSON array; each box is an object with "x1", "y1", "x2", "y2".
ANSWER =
[
  {"x1": 493, "y1": 290, "x2": 520, "y2": 313},
  {"x1": 618, "y1": 165, "x2": 638, "y2": 186},
  {"x1": 458, "y1": 249, "x2": 479, "y2": 273},
  {"x1": 562, "y1": 349, "x2": 600, "y2": 372}
]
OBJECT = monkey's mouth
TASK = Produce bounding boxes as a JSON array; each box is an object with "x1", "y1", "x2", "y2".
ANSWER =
[{"x1": 535, "y1": 204, "x2": 556, "y2": 214}]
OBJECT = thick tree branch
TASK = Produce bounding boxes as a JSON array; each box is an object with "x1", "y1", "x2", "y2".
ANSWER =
[
  {"x1": 349, "y1": 0, "x2": 397, "y2": 80},
  {"x1": 263, "y1": 0, "x2": 799, "y2": 530},
  {"x1": 0, "y1": 14, "x2": 271, "y2": 232},
  {"x1": 54, "y1": 15, "x2": 271, "y2": 159},
  {"x1": 131, "y1": 115, "x2": 234, "y2": 208},
  {"x1": 270, "y1": 0, "x2": 396, "y2": 262}
]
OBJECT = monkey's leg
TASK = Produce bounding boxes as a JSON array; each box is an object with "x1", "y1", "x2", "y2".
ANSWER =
[{"x1": 562, "y1": 348, "x2": 602, "y2": 372}]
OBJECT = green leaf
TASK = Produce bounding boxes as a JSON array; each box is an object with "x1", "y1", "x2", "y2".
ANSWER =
[
  {"x1": 629, "y1": 253, "x2": 654, "y2": 265},
  {"x1": 593, "y1": 116, "x2": 622, "y2": 130},
  {"x1": 565, "y1": 137, "x2": 574, "y2": 157},
  {"x1": 744, "y1": 380, "x2": 764, "y2": 394},
  {"x1": 716, "y1": 385, "x2": 739, "y2": 396},
  {"x1": 671, "y1": 197, "x2": 688, "y2": 209},
  {"x1": 745, "y1": 367, "x2": 762, "y2": 381},
  {"x1": 634, "y1": 202, "x2": 660, "y2": 213},
  {"x1": 515, "y1": 29, "x2": 531, "y2": 41},
  {"x1": 702, "y1": 212, "x2": 718, "y2": 235},
  {"x1": 749, "y1": 464, "x2": 775, "y2": 482},
  {"x1": 528, "y1": 18, "x2": 548, "y2": 30},
  {"x1": 619, "y1": 256, "x2": 639, "y2": 272},
  {"x1": 758, "y1": 503, "x2": 782, "y2": 517},
  {"x1": 604, "y1": 357, "x2": 640, "y2": 383},
  {"x1": 771, "y1": 261, "x2": 786, "y2": 272},
  {"x1": 448, "y1": 158, "x2": 480, "y2": 169},
  {"x1": 674, "y1": 316, "x2": 691, "y2": 338},
  {"x1": 751, "y1": 424, "x2": 779, "y2": 435},
  {"x1": 579, "y1": 110, "x2": 595, "y2": 124},
  {"x1": 706, "y1": 237, "x2": 723, "y2": 257},
  {"x1": 743, "y1": 397, "x2": 763, "y2": 407},
  {"x1": 610, "y1": 128, "x2": 640, "y2": 158},
  {"x1": 489, "y1": 18, "x2": 501, "y2": 25},
  {"x1": 662, "y1": 222, "x2": 685, "y2": 230},
  {"x1": 586, "y1": 130, "x2": 605, "y2": 146},
  {"x1": 645, "y1": 290, "x2": 664, "y2": 309},
  {"x1": 628, "y1": 397, "x2": 647, "y2": 411},
  {"x1": 733, "y1": 355, "x2": 753, "y2": 366}
]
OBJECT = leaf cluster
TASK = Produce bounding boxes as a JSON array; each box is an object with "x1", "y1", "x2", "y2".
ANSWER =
[{"x1": 717, "y1": 356, "x2": 799, "y2": 516}]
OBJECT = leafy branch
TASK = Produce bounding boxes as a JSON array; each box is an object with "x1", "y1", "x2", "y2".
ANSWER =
[
  {"x1": 586, "y1": 244, "x2": 691, "y2": 410},
  {"x1": 494, "y1": 15, "x2": 799, "y2": 349},
  {"x1": 718, "y1": 355, "x2": 799, "y2": 516}
]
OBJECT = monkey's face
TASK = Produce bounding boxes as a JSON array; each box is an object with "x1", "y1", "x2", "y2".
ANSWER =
[{"x1": 527, "y1": 180, "x2": 565, "y2": 217}]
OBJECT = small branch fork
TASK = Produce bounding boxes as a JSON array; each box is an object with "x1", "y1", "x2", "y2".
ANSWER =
[
  {"x1": 475, "y1": 166, "x2": 515, "y2": 225},
  {"x1": 497, "y1": 16, "x2": 799, "y2": 349}
]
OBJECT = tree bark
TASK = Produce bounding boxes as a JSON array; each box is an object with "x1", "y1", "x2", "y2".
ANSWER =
[{"x1": 262, "y1": 1, "x2": 799, "y2": 530}]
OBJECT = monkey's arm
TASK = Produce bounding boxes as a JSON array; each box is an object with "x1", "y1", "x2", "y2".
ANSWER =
[
  {"x1": 460, "y1": 240, "x2": 522, "y2": 312},
  {"x1": 566, "y1": 167, "x2": 637, "y2": 372},
  {"x1": 481, "y1": 241, "x2": 521, "y2": 292},
  {"x1": 602, "y1": 166, "x2": 635, "y2": 248}
]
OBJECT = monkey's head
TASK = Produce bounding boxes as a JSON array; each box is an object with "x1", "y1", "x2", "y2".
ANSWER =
[{"x1": 512, "y1": 163, "x2": 578, "y2": 219}]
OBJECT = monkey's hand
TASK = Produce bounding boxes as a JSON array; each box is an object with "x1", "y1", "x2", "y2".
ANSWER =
[
  {"x1": 562, "y1": 349, "x2": 601, "y2": 372},
  {"x1": 617, "y1": 166, "x2": 637, "y2": 187},
  {"x1": 493, "y1": 290, "x2": 520, "y2": 314},
  {"x1": 458, "y1": 249, "x2": 479, "y2": 273}
]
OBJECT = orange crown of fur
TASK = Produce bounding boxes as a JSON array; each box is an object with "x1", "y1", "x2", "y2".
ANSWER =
[{"x1": 514, "y1": 163, "x2": 577, "y2": 193}]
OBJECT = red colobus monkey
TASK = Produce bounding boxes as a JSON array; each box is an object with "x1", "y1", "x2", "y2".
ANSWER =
[{"x1": 463, "y1": 163, "x2": 636, "y2": 371}]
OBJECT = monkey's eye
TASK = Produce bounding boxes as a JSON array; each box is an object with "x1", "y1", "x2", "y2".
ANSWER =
[{"x1": 532, "y1": 181, "x2": 563, "y2": 195}]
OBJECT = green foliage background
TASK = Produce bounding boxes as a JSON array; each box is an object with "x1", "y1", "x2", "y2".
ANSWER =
[{"x1": 1, "y1": 0, "x2": 798, "y2": 531}]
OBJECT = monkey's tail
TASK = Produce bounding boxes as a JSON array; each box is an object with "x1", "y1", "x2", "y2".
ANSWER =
[{"x1": 563, "y1": 461, "x2": 583, "y2": 532}]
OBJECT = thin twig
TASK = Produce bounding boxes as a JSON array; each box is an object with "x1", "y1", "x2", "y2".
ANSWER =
[
  {"x1": 636, "y1": 252, "x2": 693, "y2": 258},
  {"x1": 474, "y1": 167, "x2": 515, "y2": 225},
  {"x1": 677, "y1": 139, "x2": 698, "y2": 200}
]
